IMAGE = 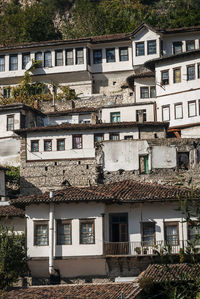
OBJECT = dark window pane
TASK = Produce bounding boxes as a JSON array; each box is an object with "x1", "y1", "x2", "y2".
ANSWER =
[
  {"x1": 44, "y1": 140, "x2": 52, "y2": 151},
  {"x1": 57, "y1": 139, "x2": 65, "y2": 151},
  {"x1": 93, "y1": 49, "x2": 102, "y2": 64},
  {"x1": 106, "y1": 48, "x2": 115, "y2": 63},
  {"x1": 31, "y1": 141, "x2": 39, "y2": 152},
  {"x1": 147, "y1": 40, "x2": 156, "y2": 55},
  {"x1": 140, "y1": 87, "x2": 149, "y2": 98},
  {"x1": 7, "y1": 115, "x2": 14, "y2": 131},
  {"x1": 73, "y1": 135, "x2": 82, "y2": 149},
  {"x1": 80, "y1": 221, "x2": 95, "y2": 244},
  {"x1": 57, "y1": 221, "x2": 71, "y2": 245},
  {"x1": 187, "y1": 65, "x2": 195, "y2": 80},
  {"x1": 66, "y1": 49, "x2": 74, "y2": 65},
  {"x1": 0, "y1": 56, "x2": 5, "y2": 72},
  {"x1": 55, "y1": 50, "x2": 63, "y2": 66},
  {"x1": 173, "y1": 42, "x2": 182, "y2": 54},
  {"x1": 76, "y1": 48, "x2": 84, "y2": 65},
  {"x1": 9, "y1": 55, "x2": 18, "y2": 70},
  {"x1": 44, "y1": 51, "x2": 52, "y2": 67},
  {"x1": 22, "y1": 53, "x2": 30, "y2": 69},
  {"x1": 34, "y1": 223, "x2": 48, "y2": 246},
  {"x1": 136, "y1": 42, "x2": 144, "y2": 56},
  {"x1": 119, "y1": 47, "x2": 128, "y2": 61}
]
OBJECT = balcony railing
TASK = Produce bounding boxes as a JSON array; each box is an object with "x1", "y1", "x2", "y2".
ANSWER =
[{"x1": 104, "y1": 240, "x2": 198, "y2": 256}]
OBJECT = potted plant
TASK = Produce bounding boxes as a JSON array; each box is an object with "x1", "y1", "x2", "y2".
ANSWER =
[
  {"x1": 142, "y1": 247, "x2": 148, "y2": 254},
  {"x1": 134, "y1": 247, "x2": 141, "y2": 255}
]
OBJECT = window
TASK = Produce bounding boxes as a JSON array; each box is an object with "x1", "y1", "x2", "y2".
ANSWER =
[
  {"x1": 139, "y1": 155, "x2": 149, "y2": 174},
  {"x1": 93, "y1": 49, "x2": 102, "y2": 64},
  {"x1": 150, "y1": 86, "x2": 156, "y2": 98},
  {"x1": 44, "y1": 140, "x2": 52, "y2": 152},
  {"x1": 142, "y1": 222, "x2": 155, "y2": 246},
  {"x1": 119, "y1": 47, "x2": 128, "y2": 61},
  {"x1": 94, "y1": 133, "x2": 104, "y2": 143},
  {"x1": 198, "y1": 64, "x2": 200, "y2": 79},
  {"x1": 66, "y1": 49, "x2": 74, "y2": 65},
  {"x1": 178, "y1": 152, "x2": 189, "y2": 170},
  {"x1": 22, "y1": 53, "x2": 30, "y2": 69},
  {"x1": 147, "y1": 40, "x2": 156, "y2": 55},
  {"x1": 188, "y1": 223, "x2": 200, "y2": 244},
  {"x1": 173, "y1": 42, "x2": 182, "y2": 54},
  {"x1": 44, "y1": 51, "x2": 52, "y2": 67},
  {"x1": 187, "y1": 65, "x2": 195, "y2": 80},
  {"x1": 31, "y1": 140, "x2": 39, "y2": 152},
  {"x1": 80, "y1": 220, "x2": 95, "y2": 244},
  {"x1": 162, "y1": 105, "x2": 170, "y2": 121},
  {"x1": 3, "y1": 87, "x2": 11, "y2": 98},
  {"x1": 9, "y1": 54, "x2": 18, "y2": 71},
  {"x1": 136, "y1": 110, "x2": 146, "y2": 122},
  {"x1": 57, "y1": 139, "x2": 65, "y2": 151},
  {"x1": 34, "y1": 222, "x2": 48, "y2": 246},
  {"x1": 73, "y1": 135, "x2": 82, "y2": 149},
  {"x1": 161, "y1": 70, "x2": 169, "y2": 85},
  {"x1": 57, "y1": 220, "x2": 71, "y2": 245},
  {"x1": 55, "y1": 50, "x2": 63, "y2": 66},
  {"x1": 173, "y1": 68, "x2": 181, "y2": 83},
  {"x1": 188, "y1": 101, "x2": 197, "y2": 117},
  {"x1": 186, "y1": 40, "x2": 195, "y2": 51},
  {"x1": 174, "y1": 103, "x2": 183, "y2": 119},
  {"x1": 164, "y1": 222, "x2": 179, "y2": 246},
  {"x1": 106, "y1": 48, "x2": 115, "y2": 63},
  {"x1": 124, "y1": 135, "x2": 133, "y2": 140},
  {"x1": 7, "y1": 115, "x2": 14, "y2": 131},
  {"x1": 0, "y1": 56, "x2": 5, "y2": 72},
  {"x1": 140, "y1": 87, "x2": 149, "y2": 99},
  {"x1": 110, "y1": 112, "x2": 120, "y2": 123},
  {"x1": 35, "y1": 52, "x2": 42, "y2": 62},
  {"x1": 87, "y1": 48, "x2": 90, "y2": 65},
  {"x1": 76, "y1": 48, "x2": 84, "y2": 65},
  {"x1": 109, "y1": 133, "x2": 119, "y2": 141},
  {"x1": 136, "y1": 42, "x2": 144, "y2": 56}
]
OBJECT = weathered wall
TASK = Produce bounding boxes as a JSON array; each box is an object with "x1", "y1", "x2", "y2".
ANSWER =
[{"x1": 0, "y1": 170, "x2": 5, "y2": 196}]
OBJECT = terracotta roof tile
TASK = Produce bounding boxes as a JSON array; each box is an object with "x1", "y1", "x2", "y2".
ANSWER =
[
  {"x1": 0, "y1": 205, "x2": 24, "y2": 217},
  {"x1": 46, "y1": 107, "x2": 98, "y2": 116}
]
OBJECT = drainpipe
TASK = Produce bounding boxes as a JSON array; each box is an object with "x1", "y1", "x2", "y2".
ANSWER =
[{"x1": 49, "y1": 190, "x2": 55, "y2": 276}]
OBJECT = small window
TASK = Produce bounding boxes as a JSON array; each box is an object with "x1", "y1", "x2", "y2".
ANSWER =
[
  {"x1": 55, "y1": 50, "x2": 63, "y2": 66},
  {"x1": 150, "y1": 86, "x2": 156, "y2": 98},
  {"x1": 187, "y1": 65, "x2": 195, "y2": 81},
  {"x1": 57, "y1": 220, "x2": 72, "y2": 245},
  {"x1": 94, "y1": 133, "x2": 104, "y2": 143},
  {"x1": 162, "y1": 105, "x2": 170, "y2": 121},
  {"x1": 140, "y1": 87, "x2": 149, "y2": 99},
  {"x1": 80, "y1": 220, "x2": 95, "y2": 244},
  {"x1": 44, "y1": 51, "x2": 52, "y2": 67},
  {"x1": 174, "y1": 103, "x2": 183, "y2": 119},
  {"x1": 161, "y1": 70, "x2": 169, "y2": 85},
  {"x1": 31, "y1": 140, "x2": 39, "y2": 152},
  {"x1": 34, "y1": 222, "x2": 48, "y2": 246},
  {"x1": 110, "y1": 112, "x2": 120, "y2": 123},
  {"x1": 22, "y1": 53, "x2": 30, "y2": 69},
  {"x1": 124, "y1": 135, "x2": 133, "y2": 140},
  {"x1": 7, "y1": 115, "x2": 14, "y2": 131},
  {"x1": 93, "y1": 49, "x2": 102, "y2": 64},
  {"x1": 76, "y1": 48, "x2": 84, "y2": 65},
  {"x1": 9, "y1": 54, "x2": 18, "y2": 71},
  {"x1": 73, "y1": 135, "x2": 82, "y2": 149},
  {"x1": 173, "y1": 68, "x2": 181, "y2": 83},
  {"x1": 173, "y1": 42, "x2": 182, "y2": 54},
  {"x1": 3, "y1": 87, "x2": 11, "y2": 98},
  {"x1": 147, "y1": 40, "x2": 156, "y2": 55},
  {"x1": 188, "y1": 101, "x2": 197, "y2": 117},
  {"x1": 139, "y1": 155, "x2": 149, "y2": 174},
  {"x1": 198, "y1": 64, "x2": 200, "y2": 79},
  {"x1": 57, "y1": 139, "x2": 65, "y2": 151},
  {"x1": 188, "y1": 223, "x2": 200, "y2": 245},
  {"x1": 119, "y1": 47, "x2": 128, "y2": 61},
  {"x1": 0, "y1": 56, "x2": 5, "y2": 72},
  {"x1": 44, "y1": 140, "x2": 52, "y2": 152},
  {"x1": 66, "y1": 49, "x2": 74, "y2": 65},
  {"x1": 136, "y1": 42, "x2": 144, "y2": 56},
  {"x1": 109, "y1": 133, "x2": 119, "y2": 141},
  {"x1": 35, "y1": 52, "x2": 42, "y2": 62},
  {"x1": 164, "y1": 222, "x2": 179, "y2": 246},
  {"x1": 142, "y1": 222, "x2": 155, "y2": 246},
  {"x1": 178, "y1": 152, "x2": 189, "y2": 170},
  {"x1": 106, "y1": 48, "x2": 115, "y2": 63},
  {"x1": 136, "y1": 110, "x2": 146, "y2": 122},
  {"x1": 186, "y1": 40, "x2": 195, "y2": 51}
]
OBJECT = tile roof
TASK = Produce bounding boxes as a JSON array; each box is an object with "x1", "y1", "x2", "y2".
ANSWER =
[
  {"x1": 139, "y1": 263, "x2": 200, "y2": 283},
  {"x1": 5, "y1": 282, "x2": 136, "y2": 299},
  {"x1": 11, "y1": 180, "x2": 197, "y2": 207},
  {"x1": 46, "y1": 107, "x2": 98, "y2": 116},
  {"x1": 0, "y1": 103, "x2": 45, "y2": 116},
  {"x1": 0, "y1": 205, "x2": 24, "y2": 217}
]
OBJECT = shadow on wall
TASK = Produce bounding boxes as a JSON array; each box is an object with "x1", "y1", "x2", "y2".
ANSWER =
[{"x1": 20, "y1": 177, "x2": 43, "y2": 196}]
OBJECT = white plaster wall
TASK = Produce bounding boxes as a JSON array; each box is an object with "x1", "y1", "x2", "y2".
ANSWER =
[
  {"x1": 134, "y1": 77, "x2": 156, "y2": 103},
  {"x1": 0, "y1": 170, "x2": 5, "y2": 196},
  {"x1": 152, "y1": 146, "x2": 176, "y2": 169},
  {"x1": 0, "y1": 138, "x2": 20, "y2": 166},
  {"x1": 26, "y1": 203, "x2": 104, "y2": 258},
  {"x1": 46, "y1": 114, "x2": 91, "y2": 126},
  {"x1": 0, "y1": 112, "x2": 21, "y2": 134},
  {"x1": 181, "y1": 126, "x2": 200, "y2": 138}
]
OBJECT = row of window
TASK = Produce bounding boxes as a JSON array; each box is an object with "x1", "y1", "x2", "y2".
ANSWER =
[
  {"x1": 161, "y1": 64, "x2": 200, "y2": 85},
  {"x1": 162, "y1": 100, "x2": 200, "y2": 121},
  {"x1": 34, "y1": 219, "x2": 95, "y2": 246},
  {"x1": 140, "y1": 86, "x2": 156, "y2": 99},
  {"x1": 110, "y1": 110, "x2": 147, "y2": 123},
  {"x1": 136, "y1": 40, "x2": 157, "y2": 56},
  {"x1": 172, "y1": 40, "x2": 196, "y2": 55},
  {"x1": 93, "y1": 47, "x2": 128, "y2": 64}
]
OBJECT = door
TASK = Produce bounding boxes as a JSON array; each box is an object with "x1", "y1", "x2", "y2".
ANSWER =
[{"x1": 109, "y1": 213, "x2": 128, "y2": 254}]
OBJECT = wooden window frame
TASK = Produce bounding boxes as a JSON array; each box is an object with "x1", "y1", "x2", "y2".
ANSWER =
[
  {"x1": 109, "y1": 133, "x2": 120, "y2": 141},
  {"x1": 94, "y1": 133, "x2": 104, "y2": 144},
  {"x1": 174, "y1": 103, "x2": 183, "y2": 120},
  {"x1": 186, "y1": 40, "x2": 195, "y2": 52},
  {"x1": 55, "y1": 50, "x2": 63, "y2": 67},
  {"x1": 34, "y1": 221, "x2": 49, "y2": 246},
  {"x1": 141, "y1": 222, "x2": 156, "y2": 245},
  {"x1": 0, "y1": 55, "x2": 5, "y2": 72},
  {"x1": 80, "y1": 219, "x2": 95, "y2": 245},
  {"x1": 164, "y1": 221, "x2": 179, "y2": 246},
  {"x1": 22, "y1": 52, "x2": 30, "y2": 70},
  {"x1": 66, "y1": 49, "x2": 74, "y2": 65},
  {"x1": 140, "y1": 87, "x2": 149, "y2": 99},
  {"x1": 110, "y1": 112, "x2": 120, "y2": 123},
  {"x1": 57, "y1": 139, "x2": 65, "y2": 151},
  {"x1": 119, "y1": 47, "x2": 129, "y2": 61},
  {"x1": 7, "y1": 114, "x2": 14, "y2": 131},
  {"x1": 187, "y1": 64, "x2": 195, "y2": 81},
  {"x1": 188, "y1": 100, "x2": 197, "y2": 118},
  {"x1": 56, "y1": 219, "x2": 72, "y2": 245},
  {"x1": 72, "y1": 134, "x2": 82, "y2": 149},
  {"x1": 44, "y1": 139, "x2": 52, "y2": 152},
  {"x1": 173, "y1": 67, "x2": 181, "y2": 83},
  {"x1": 44, "y1": 51, "x2": 52, "y2": 68},
  {"x1": 173, "y1": 41, "x2": 182, "y2": 54},
  {"x1": 106, "y1": 48, "x2": 116, "y2": 63},
  {"x1": 162, "y1": 105, "x2": 170, "y2": 121},
  {"x1": 9, "y1": 54, "x2": 18, "y2": 71},
  {"x1": 76, "y1": 48, "x2": 84, "y2": 65},
  {"x1": 147, "y1": 40, "x2": 156, "y2": 55},
  {"x1": 31, "y1": 140, "x2": 39, "y2": 152},
  {"x1": 150, "y1": 86, "x2": 156, "y2": 98},
  {"x1": 136, "y1": 42, "x2": 144, "y2": 56},
  {"x1": 161, "y1": 70, "x2": 169, "y2": 85},
  {"x1": 93, "y1": 49, "x2": 102, "y2": 64}
]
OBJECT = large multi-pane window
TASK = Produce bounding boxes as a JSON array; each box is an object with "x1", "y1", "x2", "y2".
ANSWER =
[
  {"x1": 9, "y1": 54, "x2": 18, "y2": 71},
  {"x1": 7, "y1": 115, "x2": 14, "y2": 131},
  {"x1": 147, "y1": 40, "x2": 156, "y2": 55},
  {"x1": 110, "y1": 112, "x2": 120, "y2": 123},
  {"x1": 22, "y1": 53, "x2": 30, "y2": 69},
  {"x1": 119, "y1": 47, "x2": 128, "y2": 61},
  {"x1": 66, "y1": 49, "x2": 74, "y2": 65},
  {"x1": 93, "y1": 49, "x2": 102, "y2": 64},
  {"x1": 140, "y1": 87, "x2": 149, "y2": 98},
  {"x1": 161, "y1": 70, "x2": 169, "y2": 85},
  {"x1": 106, "y1": 48, "x2": 115, "y2": 63},
  {"x1": 0, "y1": 56, "x2": 5, "y2": 72},
  {"x1": 44, "y1": 140, "x2": 52, "y2": 152},
  {"x1": 164, "y1": 222, "x2": 179, "y2": 246},
  {"x1": 142, "y1": 222, "x2": 155, "y2": 246},
  {"x1": 187, "y1": 65, "x2": 195, "y2": 80},
  {"x1": 44, "y1": 51, "x2": 52, "y2": 67},
  {"x1": 162, "y1": 105, "x2": 170, "y2": 121},
  {"x1": 94, "y1": 133, "x2": 104, "y2": 143},
  {"x1": 76, "y1": 48, "x2": 84, "y2": 65},
  {"x1": 173, "y1": 42, "x2": 182, "y2": 54},
  {"x1": 31, "y1": 140, "x2": 39, "y2": 152},
  {"x1": 136, "y1": 42, "x2": 144, "y2": 56},
  {"x1": 173, "y1": 68, "x2": 181, "y2": 83},
  {"x1": 174, "y1": 103, "x2": 183, "y2": 119},
  {"x1": 186, "y1": 40, "x2": 195, "y2": 51},
  {"x1": 57, "y1": 220, "x2": 71, "y2": 245},
  {"x1": 80, "y1": 220, "x2": 95, "y2": 244},
  {"x1": 73, "y1": 135, "x2": 82, "y2": 149},
  {"x1": 188, "y1": 101, "x2": 197, "y2": 117},
  {"x1": 55, "y1": 50, "x2": 63, "y2": 66},
  {"x1": 188, "y1": 224, "x2": 200, "y2": 244},
  {"x1": 34, "y1": 222, "x2": 48, "y2": 246},
  {"x1": 109, "y1": 133, "x2": 119, "y2": 141},
  {"x1": 57, "y1": 139, "x2": 65, "y2": 151}
]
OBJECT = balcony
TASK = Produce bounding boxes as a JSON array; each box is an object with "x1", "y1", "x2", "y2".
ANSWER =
[{"x1": 104, "y1": 241, "x2": 196, "y2": 256}]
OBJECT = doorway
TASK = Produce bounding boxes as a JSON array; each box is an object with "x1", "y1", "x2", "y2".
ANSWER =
[{"x1": 109, "y1": 213, "x2": 128, "y2": 254}]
